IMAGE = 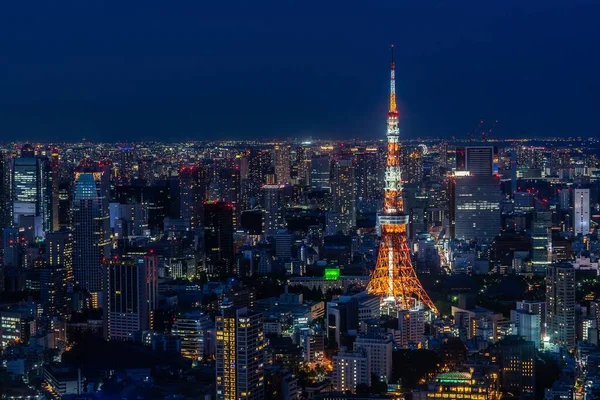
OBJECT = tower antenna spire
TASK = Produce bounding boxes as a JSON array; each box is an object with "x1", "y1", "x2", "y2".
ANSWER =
[{"x1": 389, "y1": 44, "x2": 397, "y2": 113}]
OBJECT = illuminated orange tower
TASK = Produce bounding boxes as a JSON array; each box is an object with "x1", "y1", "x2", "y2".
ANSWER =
[{"x1": 366, "y1": 46, "x2": 437, "y2": 314}]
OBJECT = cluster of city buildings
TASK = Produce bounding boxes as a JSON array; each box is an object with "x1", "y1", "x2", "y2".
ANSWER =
[{"x1": 0, "y1": 67, "x2": 598, "y2": 400}]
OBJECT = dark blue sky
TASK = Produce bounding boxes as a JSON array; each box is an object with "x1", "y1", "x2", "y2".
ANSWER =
[{"x1": 0, "y1": 0, "x2": 598, "y2": 142}]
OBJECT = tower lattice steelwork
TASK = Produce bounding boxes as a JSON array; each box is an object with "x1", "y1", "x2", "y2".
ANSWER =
[{"x1": 366, "y1": 46, "x2": 438, "y2": 314}]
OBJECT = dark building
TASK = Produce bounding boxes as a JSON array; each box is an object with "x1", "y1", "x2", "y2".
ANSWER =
[
  {"x1": 204, "y1": 201, "x2": 234, "y2": 278},
  {"x1": 240, "y1": 209, "x2": 263, "y2": 235},
  {"x1": 322, "y1": 234, "x2": 354, "y2": 266},
  {"x1": 179, "y1": 165, "x2": 208, "y2": 230},
  {"x1": 497, "y1": 336, "x2": 536, "y2": 399},
  {"x1": 103, "y1": 253, "x2": 158, "y2": 340},
  {"x1": 72, "y1": 165, "x2": 111, "y2": 293},
  {"x1": 40, "y1": 265, "x2": 69, "y2": 317}
]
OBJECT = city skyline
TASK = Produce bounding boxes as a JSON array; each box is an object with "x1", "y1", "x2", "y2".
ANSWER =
[{"x1": 0, "y1": 1, "x2": 599, "y2": 141}]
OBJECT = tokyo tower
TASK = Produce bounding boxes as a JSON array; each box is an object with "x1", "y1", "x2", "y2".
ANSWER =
[{"x1": 366, "y1": 45, "x2": 438, "y2": 314}]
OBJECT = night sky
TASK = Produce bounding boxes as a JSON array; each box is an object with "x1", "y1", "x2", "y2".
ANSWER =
[{"x1": 0, "y1": 0, "x2": 598, "y2": 142}]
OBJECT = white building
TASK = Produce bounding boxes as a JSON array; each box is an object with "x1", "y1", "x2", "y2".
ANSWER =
[
  {"x1": 332, "y1": 347, "x2": 370, "y2": 393},
  {"x1": 397, "y1": 309, "x2": 425, "y2": 348},
  {"x1": 510, "y1": 309, "x2": 541, "y2": 349},
  {"x1": 353, "y1": 335, "x2": 393, "y2": 383},
  {"x1": 573, "y1": 188, "x2": 590, "y2": 235}
]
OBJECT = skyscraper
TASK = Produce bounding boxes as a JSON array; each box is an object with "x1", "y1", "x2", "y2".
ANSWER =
[
  {"x1": 204, "y1": 201, "x2": 234, "y2": 278},
  {"x1": 454, "y1": 175, "x2": 501, "y2": 242},
  {"x1": 400, "y1": 146, "x2": 424, "y2": 184},
  {"x1": 460, "y1": 146, "x2": 495, "y2": 176},
  {"x1": 546, "y1": 263, "x2": 576, "y2": 349},
  {"x1": 309, "y1": 156, "x2": 331, "y2": 191},
  {"x1": 573, "y1": 188, "x2": 590, "y2": 235},
  {"x1": 12, "y1": 145, "x2": 43, "y2": 227},
  {"x1": 216, "y1": 307, "x2": 265, "y2": 400},
  {"x1": 274, "y1": 145, "x2": 291, "y2": 184},
  {"x1": 331, "y1": 158, "x2": 356, "y2": 234},
  {"x1": 72, "y1": 165, "x2": 110, "y2": 293},
  {"x1": 179, "y1": 165, "x2": 208, "y2": 230},
  {"x1": 531, "y1": 211, "x2": 552, "y2": 274},
  {"x1": 355, "y1": 150, "x2": 380, "y2": 210},
  {"x1": 262, "y1": 184, "x2": 284, "y2": 237},
  {"x1": 40, "y1": 265, "x2": 69, "y2": 317},
  {"x1": 103, "y1": 253, "x2": 158, "y2": 340},
  {"x1": 45, "y1": 230, "x2": 74, "y2": 287}
]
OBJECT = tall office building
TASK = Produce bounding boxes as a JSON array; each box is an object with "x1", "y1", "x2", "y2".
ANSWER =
[
  {"x1": 454, "y1": 175, "x2": 501, "y2": 242},
  {"x1": 546, "y1": 263, "x2": 576, "y2": 349},
  {"x1": 355, "y1": 150, "x2": 380, "y2": 208},
  {"x1": 573, "y1": 188, "x2": 590, "y2": 235},
  {"x1": 50, "y1": 149, "x2": 60, "y2": 232},
  {"x1": 531, "y1": 211, "x2": 552, "y2": 274},
  {"x1": 72, "y1": 166, "x2": 110, "y2": 293},
  {"x1": 209, "y1": 164, "x2": 241, "y2": 227},
  {"x1": 353, "y1": 335, "x2": 393, "y2": 384},
  {"x1": 401, "y1": 146, "x2": 424, "y2": 184},
  {"x1": 453, "y1": 146, "x2": 500, "y2": 242},
  {"x1": 331, "y1": 158, "x2": 356, "y2": 234},
  {"x1": 310, "y1": 156, "x2": 331, "y2": 190},
  {"x1": 274, "y1": 145, "x2": 291, "y2": 184},
  {"x1": 179, "y1": 165, "x2": 208, "y2": 230},
  {"x1": 216, "y1": 307, "x2": 265, "y2": 400},
  {"x1": 103, "y1": 254, "x2": 158, "y2": 341},
  {"x1": 262, "y1": 184, "x2": 284, "y2": 236},
  {"x1": 204, "y1": 201, "x2": 234, "y2": 278},
  {"x1": 497, "y1": 336, "x2": 536, "y2": 399},
  {"x1": 332, "y1": 348, "x2": 370, "y2": 393},
  {"x1": 0, "y1": 152, "x2": 10, "y2": 228},
  {"x1": 459, "y1": 146, "x2": 495, "y2": 176},
  {"x1": 11, "y1": 144, "x2": 50, "y2": 232}
]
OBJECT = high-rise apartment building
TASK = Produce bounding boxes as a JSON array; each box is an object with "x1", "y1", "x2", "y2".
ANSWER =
[
  {"x1": 331, "y1": 158, "x2": 356, "y2": 234},
  {"x1": 103, "y1": 254, "x2": 158, "y2": 341},
  {"x1": 262, "y1": 184, "x2": 284, "y2": 237},
  {"x1": 72, "y1": 166, "x2": 110, "y2": 293},
  {"x1": 216, "y1": 307, "x2": 265, "y2": 400},
  {"x1": 573, "y1": 188, "x2": 590, "y2": 235},
  {"x1": 546, "y1": 263, "x2": 576, "y2": 349},
  {"x1": 397, "y1": 309, "x2": 426, "y2": 348},
  {"x1": 332, "y1": 347, "x2": 370, "y2": 393},
  {"x1": 274, "y1": 145, "x2": 291, "y2": 184},
  {"x1": 353, "y1": 335, "x2": 393, "y2": 383}
]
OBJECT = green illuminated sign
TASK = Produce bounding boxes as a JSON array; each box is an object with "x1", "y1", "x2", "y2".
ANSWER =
[{"x1": 324, "y1": 268, "x2": 340, "y2": 280}]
